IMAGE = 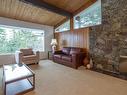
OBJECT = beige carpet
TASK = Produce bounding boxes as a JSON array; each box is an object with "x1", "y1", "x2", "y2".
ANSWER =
[{"x1": 25, "y1": 60, "x2": 127, "y2": 95}]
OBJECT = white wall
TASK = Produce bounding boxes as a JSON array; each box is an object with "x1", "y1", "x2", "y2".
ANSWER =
[
  {"x1": 0, "y1": 17, "x2": 54, "y2": 65},
  {"x1": 0, "y1": 54, "x2": 15, "y2": 65}
]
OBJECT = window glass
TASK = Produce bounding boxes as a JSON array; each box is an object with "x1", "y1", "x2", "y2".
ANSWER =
[
  {"x1": 55, "y1": 20, "x2": 70, "y2": 32},
  {"x1": 0, "y1": 26, "x2": 44, "y2": 54},
  {"x1": 74, "y1": 0, "x2": 101, "y2": 29}
]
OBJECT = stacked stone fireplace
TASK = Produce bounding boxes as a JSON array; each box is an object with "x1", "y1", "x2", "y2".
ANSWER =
[{"x1": 90, "y1": 0, "x2": 127, "y2": 73}]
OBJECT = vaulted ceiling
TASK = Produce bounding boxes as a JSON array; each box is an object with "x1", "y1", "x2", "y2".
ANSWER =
[
  {"x1": 0, "y1": 0, "x2": 96, "y2": 26},
  {"x1": 42, "y1": 0, "x2": 91, "y2": 13}
]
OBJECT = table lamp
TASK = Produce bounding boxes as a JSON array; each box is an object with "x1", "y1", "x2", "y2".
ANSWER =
[{"x1": 51, "y1": 39, "x2": 57, "y2": 53}]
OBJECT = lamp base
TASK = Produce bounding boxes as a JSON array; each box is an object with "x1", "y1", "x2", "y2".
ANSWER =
[{"x1": 52, "y1": 45, "x2": 56, "y2": 53}]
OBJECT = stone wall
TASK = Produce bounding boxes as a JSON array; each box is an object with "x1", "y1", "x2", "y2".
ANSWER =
[{"x1": 90, "y1": 0, "x2": 127, "y2": 71}]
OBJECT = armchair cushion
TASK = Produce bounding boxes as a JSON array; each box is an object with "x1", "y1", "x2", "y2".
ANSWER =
[
  {"x1": 23, "y1": 55, "x2": 37, "y2": 61},
  {"x1": 20, "y1": 48, "x2": 34, "y2": 56}
]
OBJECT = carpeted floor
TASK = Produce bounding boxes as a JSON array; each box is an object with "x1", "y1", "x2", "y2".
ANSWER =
[{"x1": 23, "y1": 60, "x2": 127, "y2": 95}]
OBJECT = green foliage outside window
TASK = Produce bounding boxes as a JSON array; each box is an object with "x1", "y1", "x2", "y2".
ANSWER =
[
  {"x1": 74, "y1": 0, "x2": 101, "y2": 29},
  {"x1": 55, "y1": 20, "x2": 70, "y2": 32},
  {"x1": 0, "y1": 27, "x2": 44, "y2": 54}
]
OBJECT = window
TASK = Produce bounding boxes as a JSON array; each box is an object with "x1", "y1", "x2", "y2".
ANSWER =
[
  {"x1": 74, "y1": 0, "x2": 101, "y2": 29},
  {"x1": 55, "y1": 20, "x2": 70, "y2": 32},
  {"x1": 0, "y1": 26, "x2": 44, "y2": 54}
]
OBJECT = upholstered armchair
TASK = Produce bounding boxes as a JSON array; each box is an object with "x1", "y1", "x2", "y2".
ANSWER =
[{"x1": 15, "y1": 48, "x2": 40, "y2": 65}]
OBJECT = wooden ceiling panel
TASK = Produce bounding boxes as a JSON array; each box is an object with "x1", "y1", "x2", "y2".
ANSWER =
[
  {"x1": 0, "y1": 0, "x2": 66, "y2": 26},
  {"x1": 42, "y1": 0, "x2": 91, "y2": 13},
  {"x1": 0, "y1": 0, "x2": 95, "y2": 26}
]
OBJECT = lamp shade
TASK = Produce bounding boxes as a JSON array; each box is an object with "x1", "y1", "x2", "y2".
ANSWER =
[{"x1": 51, "y1": 39, "x2": 57, "y2": 45}]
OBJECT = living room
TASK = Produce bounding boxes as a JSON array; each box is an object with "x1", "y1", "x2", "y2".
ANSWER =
[{"x1": 0, "y1": 0, "x2": 127, "y2": 95}]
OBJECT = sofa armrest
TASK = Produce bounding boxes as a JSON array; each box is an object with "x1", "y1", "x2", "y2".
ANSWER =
[
  {"x1": 72, "y1": 52, "x2": 86, "y2": 58},
  {"x1": 71, "y1": 52, "x2": 87, "y2": 68},
  {"x1": 15, "y1": 51, "x2": 23, "y2": 64}
]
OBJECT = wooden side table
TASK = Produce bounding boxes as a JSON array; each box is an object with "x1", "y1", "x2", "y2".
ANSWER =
[{"x1": 48, "y1": 51, "x2": 53, "y2": 60}]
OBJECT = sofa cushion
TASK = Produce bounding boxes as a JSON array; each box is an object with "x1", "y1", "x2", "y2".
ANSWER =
[
  {"x1": 20, "y1": 48, "x2": 34, "y2": 56},
  {"x1": 70, "y1": 48, "x2": 81, "y2": 55},
  {"x1": 23, "y1": 54, "x2": 36, "y2": 61},
  {"x1": 62, "y1": 55, "x2": 72, "y2": 62},
  {"x1": 54, "y1": 54, "x2": 62, "y2": 59},
  {"x1": 62, "y1": 47, "x2": 70, "y2": 55}
]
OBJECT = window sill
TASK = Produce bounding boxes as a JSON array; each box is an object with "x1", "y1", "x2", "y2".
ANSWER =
[
  {"x1": 0, "y1": 53, "x2": 15, "y2": 56},
  {"x1": 0, "y1": 51, "x2": 45, "y2": 55}
]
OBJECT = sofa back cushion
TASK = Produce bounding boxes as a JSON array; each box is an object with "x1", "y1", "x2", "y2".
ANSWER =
[
  {"x1": 20, "y1": 48, "x2": 34, "y2": 56},
  {"x1": 70, "y1": 48, "x2": 82, "y2": 55},
  {"x1": 62, "y1": 47, "x2": 71, "y2": 55}
]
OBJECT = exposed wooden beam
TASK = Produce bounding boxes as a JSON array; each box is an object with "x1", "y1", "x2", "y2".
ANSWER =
[
  {"x1": 20, "y1": 0, "x2": 72, "y2": 18},
  {"x1": 73, "y1": 0, "x2": 97, "y2": 16},
  {"x1": 70, "y1": 17, "x2": 74, "y2": 32},
  {"x1": 54, "y1": 0, "x2": 97, "y2": 29}
]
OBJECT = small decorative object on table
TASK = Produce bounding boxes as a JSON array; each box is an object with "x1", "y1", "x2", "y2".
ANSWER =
[
  {"x1": 83, "y1": 57, "x2": 89, "y2": 66},
  {"x1": 84, "y1": 56, "x2": 93, "y2": 69},
  {"x1": 86, "y1": 64, "x2": 91, "y2": 69}
]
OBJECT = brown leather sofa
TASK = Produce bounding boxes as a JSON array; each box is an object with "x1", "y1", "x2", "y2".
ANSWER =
[{"x1": 53, "y1": 47, "x2": 87, "y2": 69}]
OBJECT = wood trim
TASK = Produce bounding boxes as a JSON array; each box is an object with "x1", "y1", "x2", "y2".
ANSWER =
[
  {"x1": 54, "y1": 16, "x2": 74, "y2": 30},
  {"x1": 86, "y1": 28, "x2": 89, "y2": 50},
  {"x1": 70, "y1": 17, "x2": 74, "y2": 32},
  {"x1": 20, "y1": 0, "x2": 72, "y2": 17},
  {"x1": 53, "y1": 27, "x2": 55, "y2": 38},
  {"x1": 54, "y1": 0, "x2": 97, "y2": 28},
  {"x1": 55, "y1": 28, "x2": 89, "y2": 50},
  {"x1": 73, "y1": 0, "x2": 97, "y2": 16}
]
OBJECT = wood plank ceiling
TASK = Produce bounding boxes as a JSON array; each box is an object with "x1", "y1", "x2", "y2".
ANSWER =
[
  {"x1": 0, "y1": 0, "x2": 94, "y2": 26},
  {"x1": 42, "y1": 0, "x2": 91, "y2": 13}
]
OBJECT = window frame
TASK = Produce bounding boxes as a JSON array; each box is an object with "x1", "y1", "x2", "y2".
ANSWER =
[
  {"x1": 55, "y1": 20, "x2": 70, "y2": 32},
  {"x1": 0, "y1": 25, "x2": 45, "y2": 54},
  {"x1": 73, "y1": 0, "x2": 102, "y2": 29}
]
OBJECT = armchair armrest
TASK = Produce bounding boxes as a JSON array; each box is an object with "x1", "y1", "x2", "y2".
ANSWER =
[
  {"x1": 15, "y1": 51, "x2": 23, "y2": 64},
  {"x1": 33, "y1": 50, "x2": 40, "y2": 60}
]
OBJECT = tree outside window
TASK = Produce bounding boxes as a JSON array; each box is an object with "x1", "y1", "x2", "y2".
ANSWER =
[
  {"x1": 0, "y1": 26, "x2": 44, "y2": 54},
  {"x1": 74, "y1": 0, "x2": 101, "y2": 29}
]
